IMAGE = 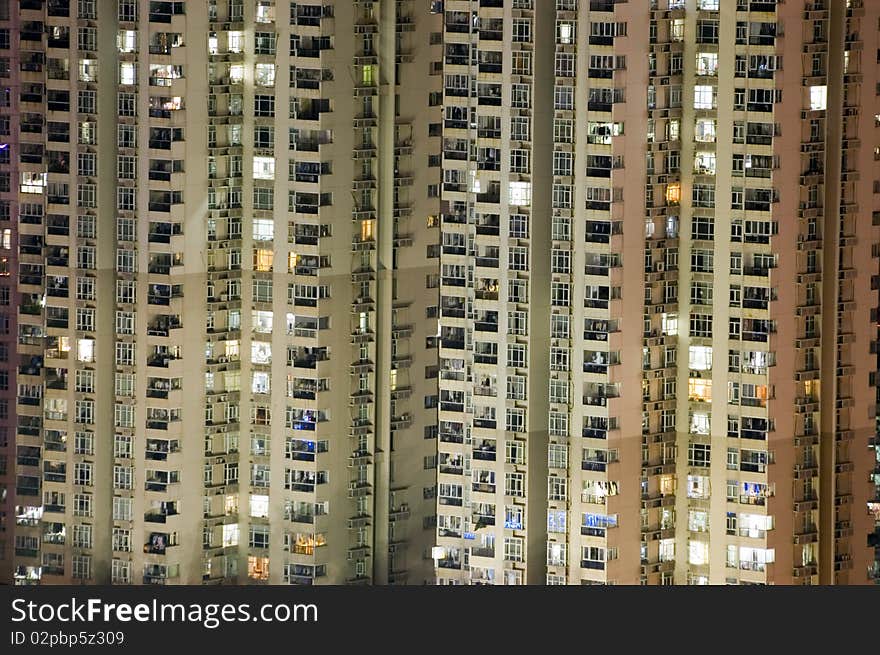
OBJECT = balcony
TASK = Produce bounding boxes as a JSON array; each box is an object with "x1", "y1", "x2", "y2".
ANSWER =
[
  {"x1": 472, "y1": 445, "x2": 496, "y2": 461},
  {"x1": 440, "y1": 431, "x2": 464, "y2": 445}
]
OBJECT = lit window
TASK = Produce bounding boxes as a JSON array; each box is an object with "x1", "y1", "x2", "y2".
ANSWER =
[
  {"x1": 694, "y1": 152, "x2": 716, "y2": 175},
  {"x1": 119, "y1": 62, "x2": 136, "y2": 85},
  {"x1": 690, "y1": 413, "x2": 710, "y2": 435},
  {"x1": 670, "y1": 19, "x2": 685, "y2": 42},
  {"x1": 77, "y1": 339, "x2": 95, "y2": 363},
  {"x1": 688, "y1": 345, "x2": 713, "y2": 370},
  {"x1": 252, "y1": 311, "x2": 273, "y2": 333},
  {"x1": 248, "y1": 556, "x2": 269, "y2": 580},
  {"x1": 255, "y1": 1, "x2": 274, "y2": 23},
  {"x1": 253, "y1": 156, "x2": 275, "y2": 180},
  {"x1": 809, "y1": 85, "x2": 827, "y2": 110},
  {"x1": 665, "y1": 183, "x2": 681, "y2": 205},
  {"x1": 253, "y1": 218, "x2": 274, "y2": 241},
  {"x1": 252, "y1": 371, "x2": 270, "y2": 394},
  {"x1": 694, "y1": 85, "x2": 715, "y2": 109},
  {"x1": 255, "y1": 63, "x2": 275, "y2": 87},
  {"x1": 228, "y1": 31, "x2": 243, "y2": 53},
  {"x1": 687, "y1": 475, "x2": 710, "y2": 499},
  {"x1": 20, "y1": 172, "x2": 46, "y2": 194},
  {"x1": 251, "y1": 342, "x2": 272, "y2": 365},
  {"x1": 249, "y1": 495, "x2": 269, "y2": 518},
  {"x1": 229, "y1": 64, "x2": 244, "y2": 84},
  {"x1": 688, "y1": 540, "x2": 709, "y2": 566},
  {"x1": 222, "y1": 524, "x2": 239, "y2": 547},
  {"x1": 688, "y1": 378, "x2": 712, "y2": 402},
  {"x1": 79, "y1": 59, "x2": 98, "y2": 82},
  {"x1": 696, "y1": 52, "x2": 718, "y2": 76},
  {"x1": 509, "y1": 181, "x2": 531, "y2": 207},
  {"x1": 587, "y1": 121, "x2": 624, "y2": 145},
  {"x1": 117, "y1": 30, "x2": 137, "y2": 53},
  {"x1": 661, "y1": 312, "x2": 678, "y2": 336},
  {"x1": 695, "y1": 118, "x2": 716, "y2": 142},
  {"x1": 254, "y1": 249, "x2": 274, "y2": 272},
  {"x1": 557, "y1": 22, "x2": 574, "y2": 45}
]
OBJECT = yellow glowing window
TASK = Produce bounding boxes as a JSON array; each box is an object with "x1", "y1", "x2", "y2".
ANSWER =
[
  {"x1": 362, "y1": 65, "x2": 375, "y2": 85},
  {"x1": 360, "y1": 219, "x2": 374, "y2": 241},
  {"x1": 288, "y1": 252, "x2": 298, "y2": 273},
  {"x1": 804, "y1": 380, "x2": 817, "y2": 398},
  {"x1": 665, "y1": 183, "x2": 681, "y2": 205},
  {"x1": 294, "y1": 534, "x2": 315, "y2": 555},
  {"x1": 659, "y1": 475, "x2": 676, "y2": 496},
  {"x1": 688, "y1": 378, "x2": 712, "y2": 402},
  {"x1": 248, "y1": 556, "x2": 269, "y2": 580},
  {"x1": 254, "y1": 248, "x2": 274, "y2": 271}
]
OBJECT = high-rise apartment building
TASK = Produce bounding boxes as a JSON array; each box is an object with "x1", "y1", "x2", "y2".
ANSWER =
[
  {"x1": 0, "y1": 0, "x2": 22, "y2": 584},
  {"x1": 6, "y1": 0, "x2": 441, "y2": 586},
  {"x1": 2, "y1": 0, "x2": 878, "y2": 588},
  {"x1": 435, "y1": 0, "x2": 879, "y2": 585}
]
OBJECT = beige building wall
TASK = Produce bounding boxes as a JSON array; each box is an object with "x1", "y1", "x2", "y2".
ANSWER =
[
  {"x1": 13, "y1": 0, "x2": 440, "y2": 587},
  {"x1": 435, "y1": 0, "x2": 878, "y2": 586}
]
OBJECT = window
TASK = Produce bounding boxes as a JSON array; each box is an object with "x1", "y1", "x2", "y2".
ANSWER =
[
  {"x1": 688, "y1": 443, "x2": 711, "y2": 467},
  {"x1": 696, "y1": 52, "x2": 718, "y2": 76},
  {"x1": 555, "y1": 53, "x2": 575, "y2": 78},
  {"x1": 255, "y1": 63, "x2": 276, "y2": 86},
  {"x1": 511, "y1": 84, "x2": 531, "y2": 108},
  {"x1": 557, "y1": 21, "x2": 575, "y2": 44},
  {"x1": 253, "y1": 157, "x2": 275, "y2": 180},
  {"x1": 505, "y1": 473, "x2": 524, "y2": 497},
  {"x1": 694, "y1": 85, "x2": 716, "y2": 109},
  {"x1": 512, "y1": 19, "x2": 532, "y2": 43},
  {"x1": 554, "y1": 119, "x2": 573, "y2": 143},
  {"x1": 809, "y1": 85, "x2": 827, "y2": 110},
  {"x1": 509, "y1": 182, "x2": 531, "y2": 207},
  {"x1": 553, "y1": 151, "x2": 573, "y2": 177},
  {"x1": 695, "y1": 119, "x2": 716, "y2": 143},
  {"x1": 510, "y1": 149, "x2": 530, "y2": 174},
  {"x1": 689, "y1": 346, "x2": 713, "y2": 371},
  {"x1": 554, "y1": 85, "x2": 574, "y2": 110},
  {"x1": 696, "y1": 20, "x2": 719, "y2": 44}
]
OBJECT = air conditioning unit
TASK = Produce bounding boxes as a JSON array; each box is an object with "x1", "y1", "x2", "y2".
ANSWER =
[
  {"x1": 217, "y1": 356, "x2": 228, "y2": 364},
  {"x1": 655, "y1": 262, "x2": 665, "y2": 273}
]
